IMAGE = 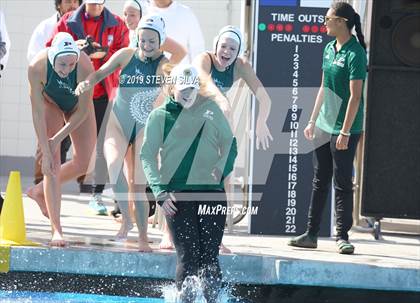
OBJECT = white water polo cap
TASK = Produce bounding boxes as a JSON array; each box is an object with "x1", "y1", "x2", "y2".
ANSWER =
[
  {"x1": 48, "y1": 32, "x2": 80, "y2": 66},
  {"x1": 124, "y1": 0, "x2": 147, "y2": 16},
  {"x1": 213, "y1": 25, "x2": 244, "y2": 57},
  {"x1": 136, "y1": 13, "x2": 166, "y2": 46}
]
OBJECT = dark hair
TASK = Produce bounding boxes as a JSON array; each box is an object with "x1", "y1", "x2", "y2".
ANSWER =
[
  {"x1": 331, "y1": 1, "x2": 367, "y2": 51},
  {"x1": 55, "y1": 0, "x2": 83, "y2": 12}
]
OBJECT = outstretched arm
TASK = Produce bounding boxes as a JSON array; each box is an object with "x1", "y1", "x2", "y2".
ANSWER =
[
  {"x1": 237, "y1": 58, "x2": 273, "y2": 150},
  {"x1": 75, "y1": 48, "x2": 133, "y2": 95}
]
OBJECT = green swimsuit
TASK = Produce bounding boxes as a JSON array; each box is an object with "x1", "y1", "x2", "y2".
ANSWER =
[
  {"x1": 113, "y1": 52, "x2": 165, "y2": 143},
  {"x1": 208, "y1": 52, "x2": 235, "y2": 95},
  {"x1": 43, "y1": 60, "x2": 78, "y2": 113}
]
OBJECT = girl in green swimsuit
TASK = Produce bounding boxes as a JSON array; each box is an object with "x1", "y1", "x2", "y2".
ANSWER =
[
  {"x1": 27, "y1": 32, "x2": 96, "y2": 246},
  {"x1": 76, "y1": 14, "x2": 174, "y2": 251}
]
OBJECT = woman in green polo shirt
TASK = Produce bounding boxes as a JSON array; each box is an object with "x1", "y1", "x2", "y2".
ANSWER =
[
  {"x1": 288, "y1": 2, "x2": 367, "y2": 254},
  {"x1": 141, "y1": 64, "x2": 237, "y2": 302}
]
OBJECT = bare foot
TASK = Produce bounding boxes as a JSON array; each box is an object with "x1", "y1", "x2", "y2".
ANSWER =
[
  {"x1": 138, "y1": 239, "x2": 153, "y2": 252},
  {"x1": 27, "y1": 186, "x2": 49, "y2": 218},
  {"x1": 50, "y1": 231, "x2": 66, "y2": 247},
  {"x1": 115, "y1": 220, "x2": 134, "y2": 241},
  {"x1": 219, "y1": 242, "x2": 232, "y2": 254},
  {"x1": 159, "y1": 232, "x2": 174, "y2": 250}
]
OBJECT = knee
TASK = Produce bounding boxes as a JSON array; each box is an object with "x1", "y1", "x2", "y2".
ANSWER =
[
  {"x1": 72, "y1": 155, "x2": 93, "y2": 176},
  {"x1": 107, "y1": 161, "x2": 125, "y2": 184}
]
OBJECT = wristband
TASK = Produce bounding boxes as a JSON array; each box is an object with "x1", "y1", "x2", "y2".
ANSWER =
[
  {"x1": 308, "y1": 120, "x2": 316, "y2": 125},
  {"x1": 340, "y1": 130, "x2": 351, "y2": 137}
]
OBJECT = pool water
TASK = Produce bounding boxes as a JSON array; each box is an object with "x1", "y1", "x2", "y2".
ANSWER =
[{"x1": 0, "y1": 291, "x2": 164, "y2": 303}]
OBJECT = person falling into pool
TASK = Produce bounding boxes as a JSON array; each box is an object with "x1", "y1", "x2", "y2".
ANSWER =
[{"x1": 141, "y1": 64, "x2": 237, "y2": 302}]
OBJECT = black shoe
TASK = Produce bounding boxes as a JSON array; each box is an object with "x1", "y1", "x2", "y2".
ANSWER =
[
  {"x1": 288, "y1": 232, "x2": 318, "y2": 248},
  {"x1": 110, "y1": 201, "x2": 121, "y2": 218}
]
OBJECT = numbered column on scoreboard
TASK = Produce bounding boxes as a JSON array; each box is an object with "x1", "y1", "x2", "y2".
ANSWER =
[{"x1": 250, "y1": 0, "x2": 333, "y2": 236}]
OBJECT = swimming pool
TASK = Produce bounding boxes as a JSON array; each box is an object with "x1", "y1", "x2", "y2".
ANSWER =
[
  {"x1": 0, "y1": 290, "x2": 164, "y2": 303},
  {"x1": 2, "y1": 272, "x2": 418, "y2": 303}
]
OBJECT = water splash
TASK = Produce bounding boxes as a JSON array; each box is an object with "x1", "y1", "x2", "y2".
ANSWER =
[{"x1": 161, "y1": 276, "x2": 245, "y2": 303}]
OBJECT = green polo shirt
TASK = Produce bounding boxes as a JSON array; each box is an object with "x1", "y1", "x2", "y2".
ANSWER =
[{"x1": 316, "y1": 35, "x2": 367, "y2": 135}]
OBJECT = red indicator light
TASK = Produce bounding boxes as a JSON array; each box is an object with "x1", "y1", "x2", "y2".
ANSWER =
[
  {"x1": 311, "y1": 25, "x2": 319, "y2": 33},
  {"x1": 302, "y1": 25, "x2": 310, "y2": 33},
  {"x1": 276, "y1": 24, "x2": 284, "y2": 32}
]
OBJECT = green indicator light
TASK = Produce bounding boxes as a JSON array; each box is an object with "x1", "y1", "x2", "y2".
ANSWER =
[{"x1": 258, "y1": 23, "x2": 266, "y2": 31}]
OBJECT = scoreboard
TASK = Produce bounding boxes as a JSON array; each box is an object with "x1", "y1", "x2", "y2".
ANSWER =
[{"x1": 249, "y1": 0, "x2": 334, "y2": 236}]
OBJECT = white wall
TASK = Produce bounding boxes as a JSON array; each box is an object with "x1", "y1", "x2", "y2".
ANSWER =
[{"x1": 0, "y1": 0, "x2": 243, "y2": 158}]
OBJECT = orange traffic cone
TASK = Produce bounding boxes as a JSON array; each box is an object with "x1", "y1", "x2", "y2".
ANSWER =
[{"x1": 0, "y1": 171, "x2": 38, "y2": 246}]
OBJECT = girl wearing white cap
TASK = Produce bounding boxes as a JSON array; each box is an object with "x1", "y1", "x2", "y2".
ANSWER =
[
  {"x1": 75, "y1": 14, "x2": 169, "y2": 251},
  {"x1": 192, "y1": 25, "x2": 274, "y2": 254},
  {"x1": 123, "y1": 0, "x2": 186, "y2": 63},
  {"x1": 195, "y1": 25, "x2": 273, "y2": 150},
  {"x1": 27, "y1": 32, "x2": 96, "y2": 246},
  {"x1": 141, "y1": 64, "x2": 237, "y2": 302}
]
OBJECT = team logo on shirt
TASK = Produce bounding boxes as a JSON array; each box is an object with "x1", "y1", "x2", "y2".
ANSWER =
[
  {"x1": 332, "y1": 57, "x2": 345, "y2": 68},
  {"x1": 203, "y1": 109, "x2": 214, "y2": 121},
  {"x1": 56, "y1": 79, "x2": 75, "y2": 95}
]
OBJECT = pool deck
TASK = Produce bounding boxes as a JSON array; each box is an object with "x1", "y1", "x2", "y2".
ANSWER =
[{"x1": 1, "y1": 178, "x2": 419, "y2": 293}]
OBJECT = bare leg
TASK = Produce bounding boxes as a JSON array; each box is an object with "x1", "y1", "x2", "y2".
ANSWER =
[
  {"x1": 159, "y1": 217, "x2": 174, "y2": 250},
  {"x1": 103, "y1": 113, "x2": 133, "y2": 240},
  {"x1": 124, "y1": 146, "x2": 137, "y2": 223},
  {"x1": 27, "y1": 101, "x2": 63, "y2": 244},
  {"x1": 28, "y1": 101, "x2": 95, "y2": 246},
  {"x1": 44, "y1": 150, "x2": 64, "y2": 246},
  {"x1": 133, "y1": 130, "x2": 152, "y2": 252},
  {"x1": 28, "y1": 103, "x2": 97, "y2": 211}
]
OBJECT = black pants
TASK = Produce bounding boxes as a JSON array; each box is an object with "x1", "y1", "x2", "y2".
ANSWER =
[
  {"x1": 165, "y1": 191, "x2": 227, "y2": 303},
  {"x1": 307, "y1": 128, "x2": 360, "y2": 241},
  {"x1": 78, "y1": 96, "x2": 111, "y2": 194}
]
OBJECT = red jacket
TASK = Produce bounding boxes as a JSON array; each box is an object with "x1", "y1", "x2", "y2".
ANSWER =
[{"x1": 47, "y1": 4, "x2": 129, "y2": 100}]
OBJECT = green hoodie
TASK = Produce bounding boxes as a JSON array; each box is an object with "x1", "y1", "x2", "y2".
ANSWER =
[{"x1": 141, "y1": 96, "x2": 237, "y2": 204}]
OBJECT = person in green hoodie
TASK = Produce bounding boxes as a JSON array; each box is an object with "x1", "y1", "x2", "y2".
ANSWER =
[{"x1": 141, "y1": 64, "x2": 237, "y2": 302}]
